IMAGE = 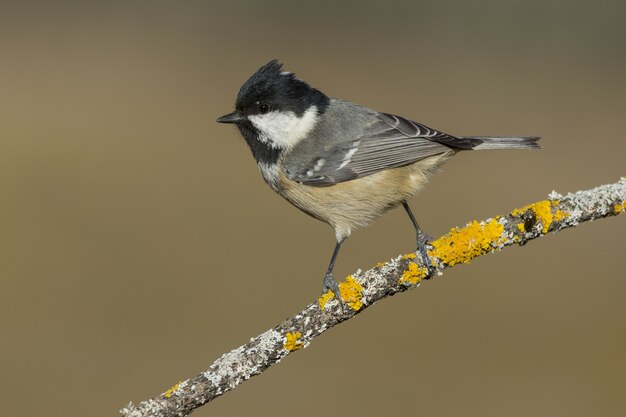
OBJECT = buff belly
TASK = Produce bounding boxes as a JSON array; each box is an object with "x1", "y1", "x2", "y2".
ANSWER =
[{"x1": 277, "y1": 152, "x2": 452, "y2": 241}]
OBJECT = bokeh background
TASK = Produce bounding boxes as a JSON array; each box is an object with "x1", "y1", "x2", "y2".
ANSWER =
[{"x1": 1, "y1": 1, "x2": 625, "y2": 416}]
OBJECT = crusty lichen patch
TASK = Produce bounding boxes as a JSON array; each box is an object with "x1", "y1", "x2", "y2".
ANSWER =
[
  {"x1": 283, "y1": 332, "x2": 304, "y2": 352},
  {"x1": 511, "y1": 200, "x2": 554, "y2": 233},
  {"x1": 554, "y1": 208, "x2": 568, "y2": 221},
  {"x1": 318, "y1": 276, "x2": 364, "y2": 310},
  {"x1": 429, "y1": 219, "x2": 505, "y2": 266},
  {"x1": 164, "y1": 381, "x2": 182, "y2": 399},
  {"x1": 339, "y1": 275, "x2": 364, "y2": 311},
  {"x1": 318, "y1": 291, "x2": 334, "y2": 309},
  {"x1": 399, "y1": 262, "x2": 427, "y2": 285}
]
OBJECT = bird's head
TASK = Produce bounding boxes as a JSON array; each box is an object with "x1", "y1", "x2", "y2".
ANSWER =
[{"x1": 217, "y1": 60, "x2": 329, "y2": 154}]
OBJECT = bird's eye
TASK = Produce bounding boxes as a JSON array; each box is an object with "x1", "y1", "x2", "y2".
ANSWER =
[{"x1": 258, "y1": 103, "x2": 269, "y2": 114}]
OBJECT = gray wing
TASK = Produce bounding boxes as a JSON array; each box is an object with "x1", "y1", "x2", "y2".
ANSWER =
[{"x1": 286, "y1": 112, "x2": 473, "y2": 186}]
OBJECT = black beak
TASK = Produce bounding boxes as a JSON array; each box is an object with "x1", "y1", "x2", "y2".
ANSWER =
[{"x1": 216, "y1": 112, "x2": 243, "y2": 124}]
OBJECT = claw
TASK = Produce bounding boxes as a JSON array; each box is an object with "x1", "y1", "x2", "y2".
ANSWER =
[
  {"x1": 416, "y1": 233, "x2": 436, "y2": 275},
  {"x1": 322, "y1": 272, "x2": 343, "y2": 307}
]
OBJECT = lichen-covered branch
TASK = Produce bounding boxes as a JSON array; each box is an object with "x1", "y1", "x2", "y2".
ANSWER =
[{"x1": 121, "y1": 178, "x2": 626, "y2": 417}]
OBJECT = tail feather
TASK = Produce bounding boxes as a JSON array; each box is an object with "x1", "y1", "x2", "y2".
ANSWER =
[{"x1": 462, "y1": 136, "x2": 541, "y2": 150}]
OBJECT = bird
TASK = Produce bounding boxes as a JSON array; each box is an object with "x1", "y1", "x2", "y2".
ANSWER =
[{"x1": 217, "y1": 59, "x2": 539, "y2": 302}]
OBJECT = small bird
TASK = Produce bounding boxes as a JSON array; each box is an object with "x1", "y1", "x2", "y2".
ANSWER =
[{"x1": 217, "y1": 60, "x2": 539, "y2": 301}]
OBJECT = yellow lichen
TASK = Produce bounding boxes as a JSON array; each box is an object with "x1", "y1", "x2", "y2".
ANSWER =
[
  {"x1": 615, "y1": 203, "x2": 624, "y2": 214},
  {"x1": 429, "y1": 219, "x2": 504, "y2": 266},
  {"x1": 339, "y1": 275, "x2": 364, "y2": 311},
  {"x1": 164, "y1": 381, "x2": 182, "y2": 398},
  {"x1": 284, "y1": 332, "x2": 304, "y2": 351},
  {"x1": 511, "y1": 200, "x2": 554, "y2": 233},
  {"x1": 399, "y1": 262, "x2": 427, "y2": 285},
  {"x1": 401, "y1": 253, "x2": 417, "y2": 260},
  {"x1": 517, "y1": 223, "x2": 525, "y2": 232},
  {"x1": 318, "y1": 291, "x2": 334, "y2": 309},
  {"x1": 554, "y1": 209, "x2": 567, "y2": 221},
  {"x1": 375, "y1": 261, "x2": 386, "y2": 268}
]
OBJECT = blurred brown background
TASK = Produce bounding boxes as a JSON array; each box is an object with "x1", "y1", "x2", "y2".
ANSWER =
[{"x1": 1, "y1": 1, "x2": 625, "y2": 416}]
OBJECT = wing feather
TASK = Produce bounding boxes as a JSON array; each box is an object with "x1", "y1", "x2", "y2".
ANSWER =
[{"x1": 286, "y1": 111, "x2": 464, "y2": 186}]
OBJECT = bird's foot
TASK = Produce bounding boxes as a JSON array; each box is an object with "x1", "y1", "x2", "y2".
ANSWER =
[
  {"x1": 322, "y1": 272, "x2": 343, "y2": 307},
  {"x1": 416, "y1": 233, "x2": 436, "y2": 275}
]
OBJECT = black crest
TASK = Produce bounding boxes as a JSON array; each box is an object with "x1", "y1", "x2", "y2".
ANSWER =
[{"x1": 235, "y1": 59, "x2": 329, "y2": 117}]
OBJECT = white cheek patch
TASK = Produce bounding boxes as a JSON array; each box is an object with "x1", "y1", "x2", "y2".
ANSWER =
[{"x1": 248, "y1": 106, "x2": 318, "y2": 150}]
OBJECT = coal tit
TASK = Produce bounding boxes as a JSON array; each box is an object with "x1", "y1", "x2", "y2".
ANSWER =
[{"x1": 217, "y1": 60, "x2": 539, "y2": 302}]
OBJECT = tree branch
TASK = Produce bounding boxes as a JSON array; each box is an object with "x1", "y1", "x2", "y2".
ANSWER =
[{"x1": 121, "y1": 178, "x2": 626, "y2": 417}]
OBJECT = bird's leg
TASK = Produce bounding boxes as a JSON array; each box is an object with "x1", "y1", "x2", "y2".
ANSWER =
[
  {"x1": 322, "y1": 239, "x2": 345, "y2": 305},
  {"x1": 403, "y1": 202, "x2": 435, "y2": 273}
]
